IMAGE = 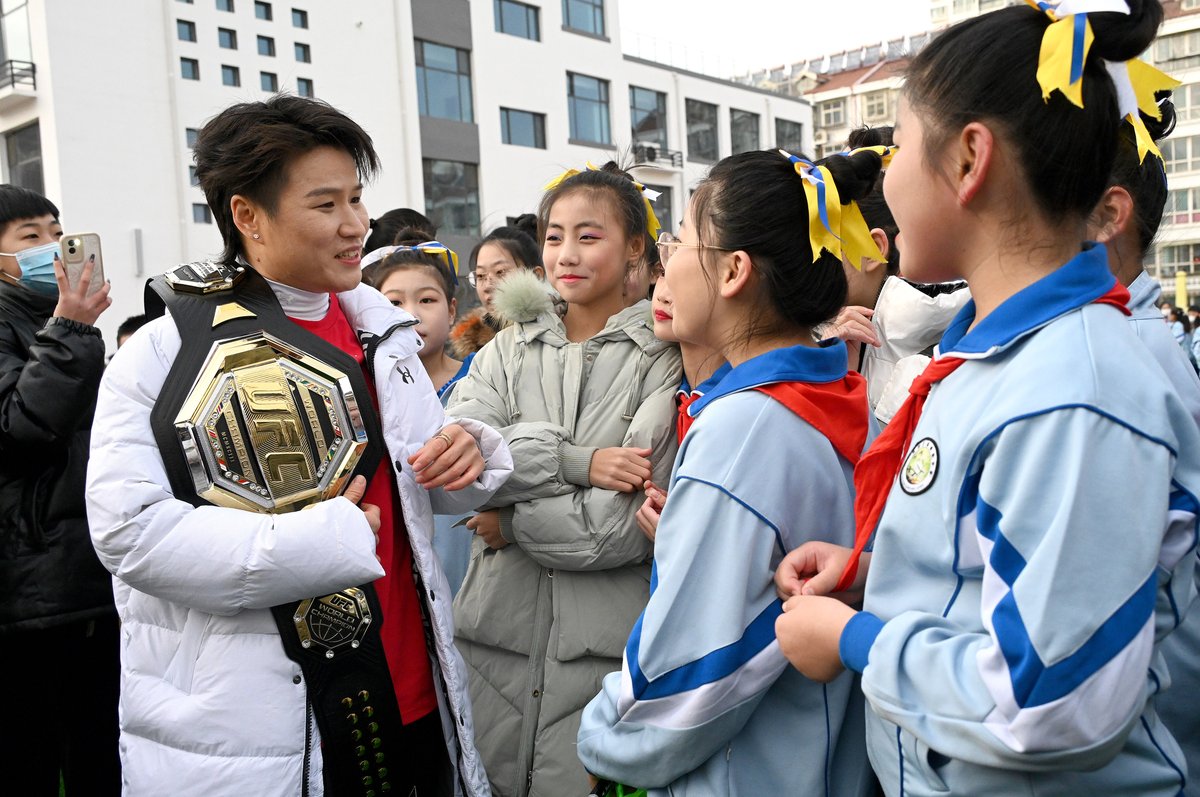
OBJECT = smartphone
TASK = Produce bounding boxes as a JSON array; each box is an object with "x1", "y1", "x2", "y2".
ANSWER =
[{"x1": 60, "y1": 232, "x2": 105, "y2": 295}]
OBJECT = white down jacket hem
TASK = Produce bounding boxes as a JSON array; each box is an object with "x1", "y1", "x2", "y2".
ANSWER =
[{"x1": 86, "y1": 282, "x2": 511, "y2": 796}]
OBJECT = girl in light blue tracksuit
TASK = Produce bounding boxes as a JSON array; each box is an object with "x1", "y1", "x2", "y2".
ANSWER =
[
  {"x1": 577, "y1": 149, "x2": 885, "y2": 796},
  {"x1": 774, "y1": 3, "x2": 1200, "y2": 796}
]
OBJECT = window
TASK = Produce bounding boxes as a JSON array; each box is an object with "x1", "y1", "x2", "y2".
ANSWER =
[
  {"x1": 416, "y1": 41, "x2": 473, "y2": 123},
  {"x1": 501, "y1": 108, "x2": 546, "y2": 148},
  {"x1": 257, "y1": 35, "x2": 275, "y2": 56},
  {"x1": 1163, "y1": 135, "x2": 1200, "y2": 175},
  {"x1": 1156, "y1": 243, "x2": 1200, "y2": 277},
  {"x1": 177, "y1": 19, "x2": 196, "y2": 42},
  {"x1": 1185, "y1": 0, "x2": 1200, "y2": 9},
  {"x1": 494, "y1": 0, "x2": 539, "y2": 40},
  {"x1": 864, "y1": 91, "x2": 889, "y2": 121},
  {"x1": 186, "y1": 127, "x2": 199, "y2": 147},
  {"x1": 730, "y1": 109, "x2": 759, "y2": 154},
  {"x1": 563, "y1": 0, "x2": 604, "y2": 37},
  {"x1": 820, "y1": 99, "x2": 845, "y2": 127},
  {"x1": 260, "y1": 71, "x2": 278, "y2": 92},
  {"x1": 216, "y1": 0, "x2": 233, "y2": 11},
  {"x1": 218, "y1": 27, "x2": 237, "y2": 49},
  {"x1": 0, "y1": 0, "x2": 32, "y2": 63},
  {"x1": 193, "y1": 203, "x2": 213, "y2": 224},
  {"x1": 294, "y1": 42, "x2": 311, "y2": 63},
  {"x1": 568, "y1": 72, "x2": 610, "y2": 144},
  {"x1": 1155, "y1": 31, "x2": 1200, "y2": 69},
  {"x1": 423, "y1": 159, "x2": 480, "y2": 235},
  {"x1": 685, "y1": 99, "x2": 718, "y2": 162},
  {"x1": 221, "y1": 64, "x2": 240, "y2": 87},
  {"x1": 292, "y1": 8, "x2": 308, "y2": 27},
  {"x1": 254, "y1": 1, "x2": 272, "y2": 20},
  {"x1": 189, "y1": 165, "x2": 199, "y2": 186},
  {"x1": 181, "y1": 57, "x2": 199, "y2": 80},
  {"x1": 775, "y1": 118, "x2": 804, "y2": 153},
  {"x1": 1164, "y1": 189, "x2": 1200, "y2": 226},
  {"x1": 644, "y1": 184, "x2": 673, "y2": 240},
  {"x1": 6, "y1": 122, "x2": 42, "y2": 196},
  {"x1": 630, "y1": 86, "x2": 667, "y2": 151},
  {"x1": 297, "y1": 77, "x2": 313, "y2": 97}
]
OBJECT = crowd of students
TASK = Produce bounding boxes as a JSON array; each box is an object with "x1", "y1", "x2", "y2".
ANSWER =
[{"x1": 4, "y1": 0, "x2": 1200, "y2": 795}]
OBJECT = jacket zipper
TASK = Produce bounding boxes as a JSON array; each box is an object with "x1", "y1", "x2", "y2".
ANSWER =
[{"x1": 302, "y1": 698, "x2": 313, "y2": 797}]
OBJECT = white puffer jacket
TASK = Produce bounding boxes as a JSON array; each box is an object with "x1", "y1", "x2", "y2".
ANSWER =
[{"x1": 86, "y1": 283, "x2": 512, "y2": 796}]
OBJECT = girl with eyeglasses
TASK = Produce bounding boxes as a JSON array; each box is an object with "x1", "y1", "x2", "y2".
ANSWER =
[
  {"x1": 446, "y1": 161, "x2": 681, "y2": 796},
  {"x1": 453, "y1": 225, "x2": 546, "y2": 362}
]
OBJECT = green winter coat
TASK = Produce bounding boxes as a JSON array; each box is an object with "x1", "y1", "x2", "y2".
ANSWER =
[{"x1": 447, "y1": 273, "x2": 681, "y2": 797}]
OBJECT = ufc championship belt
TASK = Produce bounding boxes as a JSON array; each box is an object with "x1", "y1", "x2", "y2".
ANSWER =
[{"x1": 146, "y1": 263, "x2": 408, "y2": 796}]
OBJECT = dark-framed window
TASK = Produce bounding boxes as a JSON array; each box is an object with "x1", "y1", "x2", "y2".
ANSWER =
[
  {"x1": 218, "y1": 27, "x2": 237, "y2": 49},
  {"x1": 297, "y1": 77, "x2": 313, "y2": 97},
  {"x1": 257, "y1": 35, "x2": 275, "y2": 56},
  {"x1": 644, "y1": 183, "x2": 673, "y2": 240},
  {"x1": 181, "y1": 57, "x2": 200, "y2": 80},
  {"x1": 494, "y1": 0, "x2": 539, "y2": 40},
  {"x1": 177, "y1": 19, "x2": 196, "y2": 42},
  {"x1": 221, "y1": 64, "x2": 240, "y2": 87},
  {"x1": 6, "y1": 122, "x2": 42, "y2": 196},
  {"x1": 260, "y1": 71, "x2": 278, "y2": 91},
  {"x1": 416, "y1": 40, "x2": 473, "y2": 123},
  {"x1": 563, "y1": 0, "x2": 604, "y2": 37},
  {"x1": 189, "y1": 165, "x2": 199, "y2": 186},
  {"x1": 186, "y1": 127, "x2": 199, "y2": 147},
  {"x1": 685, "y1": 99, "x2": 718, "y2": 162},
  {"x1": 730, "y1": 109, "x2": 759, "y2": 154},
  {"x1": 568, "y1": 71, "x2": 610, "y2": 144},
  {"x1": 193, "y1": 203, "x2": 213, "y2": 224},
  {"x1": 775, "y1": 118, "x2": 804, "y2": 154},
  {"x1": 254, "y1": 1, "x2": 272, "y2": 20},
  {"x1": 630, "y1": 85, "x2": 667, "y2": 150},
  {"x1": 294, "y1": 42, "x2": 311, "y2": 63},
  {"x1": 292, "y1": 8, "x2": 308, "y2": 28},
  {"x1": 423, "y1": 159, "x2": 480, "y2": 235},
  {"x1": 216, "y1": 0, "x2": 233, "y2": 11},
  {"x1": 501, "y1": 108, "x2": 546, "y2": 149}
]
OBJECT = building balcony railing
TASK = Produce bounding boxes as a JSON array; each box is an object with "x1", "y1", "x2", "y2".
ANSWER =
[
  {"x1": 0, "y1": 60, "x2": 36, "y2": 110},
  {"x1": 633, "y1": 143, "x2": 683, "y2": 168}
]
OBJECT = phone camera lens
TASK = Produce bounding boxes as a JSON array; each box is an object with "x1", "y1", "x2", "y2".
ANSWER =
[{"x1": 68, "y1": 247, "x2": 76, "y2": 254}]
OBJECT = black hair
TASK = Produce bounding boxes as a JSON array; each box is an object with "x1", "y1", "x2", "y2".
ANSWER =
[
  {"x1": 537, "y1": 161, "x2": 651, "y2": 272},
  {"x1": 469, "y1": 225, "x2": 542, "y2": 274},
  {"x1": 117, "y1": 314, "x2": 149, "y2": 340},
  {"x1": 362, "y1": 226, "x2": 457, "y2": 301},
  {"x1": 845, "y1": 125, "x2": 899, "y2": 275},
  {"x1": 511, "y1": 212, "x2": 539, "y2": 242},
  {"x1": 690, "y1": 148, "x2": 883, "y2": 337},
  {"x1": 364, "y1": 207, "x2": 436, "y2": 254},
  {"x1": 904, "y1": 1, "x2": 1163, "y2": 224},
  {"x1": 0, "y1": 184, "x2": 59, "y2": 237},
  {"x1": 1106, "y1": 93, "x2": 1176, "y2": 256},
  {"x1": 193, "y1": 93, "x2": 380, "y2": 265}
]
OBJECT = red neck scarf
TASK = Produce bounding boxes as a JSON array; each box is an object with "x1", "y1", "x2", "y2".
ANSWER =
[{"x1": 754, "y1": 371, "x2": 871, "y2": 467}]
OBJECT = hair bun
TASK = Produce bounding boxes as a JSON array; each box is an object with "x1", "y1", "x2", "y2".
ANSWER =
[
  {"x1": 817, "y1": 150, "x2": 883, "y2": 205},
  {"x1": 1089, "y1": 0, "x2": 1163, "y2": 63},
  {"x1": 1145, "y1": 90, "x2": 1176, "y2": 141},
  {"x1": 392, "y1": 226, "x2": 433, "y2": 247}
]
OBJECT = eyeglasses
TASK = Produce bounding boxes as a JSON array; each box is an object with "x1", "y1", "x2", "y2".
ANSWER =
[
  {"x1": 467, "y1": 267, "x2": 514, "y2": 289},
  {"x1": 655, "y1": 232, "x2": 733, "y2": 266}
]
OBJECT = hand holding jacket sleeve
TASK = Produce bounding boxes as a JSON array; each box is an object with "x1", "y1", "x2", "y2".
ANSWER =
[
  {"x1": 0, "y1": 316, "x2": 105, "y2": 453},
  {"x1": 86, "y1": 320, "x2": 385, "y2": 617}
]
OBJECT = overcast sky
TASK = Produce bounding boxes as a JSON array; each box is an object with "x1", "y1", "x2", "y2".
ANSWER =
[{"x1": 617, "y1": 0, "x2": 930, "y2": 78}]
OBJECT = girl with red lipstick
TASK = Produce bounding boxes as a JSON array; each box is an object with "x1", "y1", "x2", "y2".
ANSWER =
[{"x1": 446, "y1": 163, "x2": 681, "y2": 796}]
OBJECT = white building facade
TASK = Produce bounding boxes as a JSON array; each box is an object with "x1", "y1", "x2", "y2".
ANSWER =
[{"x1": 0, "y1": 0, "x2": 810, "y2": 348}]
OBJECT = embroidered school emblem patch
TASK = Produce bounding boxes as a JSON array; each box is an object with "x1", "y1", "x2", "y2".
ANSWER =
[{"x1": 900, "y1": 438, "x2": 938, "y2": 495}]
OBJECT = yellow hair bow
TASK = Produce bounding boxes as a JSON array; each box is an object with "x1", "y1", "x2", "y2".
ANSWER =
[
  {"x1": 1106, "y1": 58, "x2": 1181, "y2": 163},
  {"x1": 542, "y1": 162, "x2": 663, "y2": 244},
  {"x1": 780, "y1": 150, "x2": 885, "y2": 270}
]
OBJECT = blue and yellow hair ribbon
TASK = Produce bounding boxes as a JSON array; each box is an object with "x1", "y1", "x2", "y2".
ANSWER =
[
  {"x1": 780, "y1": 149, "x2": 886, "y2": 270},
  {"x1": 542, "y1": 162, "x2": 663, "y2": 243},
  {"x1": 361, "y1": 240, "x2": 460, "y2": 287},
  {"x1": 846, "y1": 144, "x2": 897, "y2": 169},
  {"x1": 1107, "y1": 58, "x2": 1181, "y2": 163}
]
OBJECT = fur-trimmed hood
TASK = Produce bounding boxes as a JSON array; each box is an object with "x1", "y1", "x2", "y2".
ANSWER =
[{"x1": 450, "y1": 308, "x2": 498, "y2": 358}]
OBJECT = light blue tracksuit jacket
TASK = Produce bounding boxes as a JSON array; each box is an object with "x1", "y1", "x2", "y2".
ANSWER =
[
  {"x1": 839, "y1": 246, "x2": 1200, "y2": 796},
  {"x1": 578, "y1": 342, "x2": 876, "y2": 797}
]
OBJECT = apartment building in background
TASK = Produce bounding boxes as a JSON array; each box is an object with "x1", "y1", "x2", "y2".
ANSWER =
[{"x1": 0, "y1": 0, "x2": 811, "y2": 347}]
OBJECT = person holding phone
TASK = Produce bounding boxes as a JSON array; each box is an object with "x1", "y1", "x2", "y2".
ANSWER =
[{"x1": 0, "y1": 184, "x2": 118, "y2": 794}]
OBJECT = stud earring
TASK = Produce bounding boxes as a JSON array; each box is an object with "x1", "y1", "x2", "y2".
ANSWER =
[{"x1": 252, "y1": 233, "x2": 260, "y2": 240}]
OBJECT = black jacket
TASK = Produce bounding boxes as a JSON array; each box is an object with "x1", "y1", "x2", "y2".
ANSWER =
[{"x1": 0, "y1": 279, "x2": 114, "y2": 633}]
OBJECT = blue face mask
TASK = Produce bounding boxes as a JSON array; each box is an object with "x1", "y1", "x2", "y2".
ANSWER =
[{"x1": 1, "y1": 241, "x2": 60, "y2": 296}]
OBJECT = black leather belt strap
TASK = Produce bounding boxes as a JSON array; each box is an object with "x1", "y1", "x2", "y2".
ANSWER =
[{"x1": 146, "y1": 266, "x2": 409, "y2": 796}]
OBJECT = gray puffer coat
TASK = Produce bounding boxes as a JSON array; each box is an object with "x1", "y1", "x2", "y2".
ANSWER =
[{"x1": 447, "y1": 273, "x2": 681, "y2": 797}]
